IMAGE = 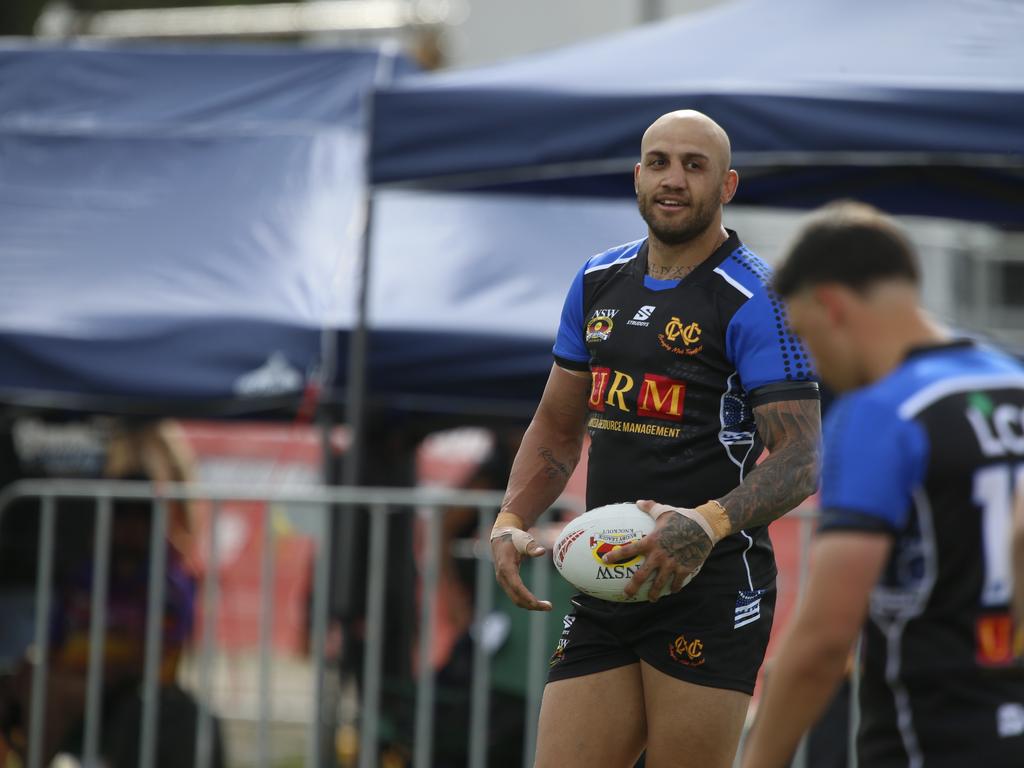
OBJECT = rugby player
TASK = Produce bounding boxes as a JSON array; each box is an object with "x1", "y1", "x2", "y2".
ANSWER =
[
  {"x1": 742, "y1": 202, "x2": 1024, "y2": 767},
  {"x1": 491, "y1": 111, "x2": 821, "y2": 768}
]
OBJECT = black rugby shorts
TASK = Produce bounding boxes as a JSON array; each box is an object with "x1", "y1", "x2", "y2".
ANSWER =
[{"x1": 546, "y1": 580, "x2": 776, "y2": 695}]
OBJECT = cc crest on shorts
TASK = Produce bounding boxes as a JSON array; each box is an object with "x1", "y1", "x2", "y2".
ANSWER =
[{"x1": 669, "y1": 634, "x2": 706, "y2": 667}]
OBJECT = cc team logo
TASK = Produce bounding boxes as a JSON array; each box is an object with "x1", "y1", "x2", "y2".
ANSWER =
[
  {"x1": 586, "y1": 309, "x2": 619, "y2": 342},
  {"x1": 658, "y1": 317, "x2": 703, "y2": 356},
  {"x1": 669, "y1": 634, "x2": 706, "y2": 667}
]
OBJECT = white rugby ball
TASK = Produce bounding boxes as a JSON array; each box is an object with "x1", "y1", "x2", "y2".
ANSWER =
[{"x1": 552, "y1": 502, "x2": 657, "y2": 603}]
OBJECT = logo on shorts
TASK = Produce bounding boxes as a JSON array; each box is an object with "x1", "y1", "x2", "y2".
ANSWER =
[
  {"x1": 658, "y1": 317, "x2": 703, "y2": 356},
  {"x1": 585, "y1": 309, "x2": 618, "y2": 342},
  {"x1": 735, "y1": 589, "x2": 766, "y2": 629},
  {"x1": 669, "y1": 634, "x2": 705, "y2": 667},
  {"x1": 550, "y1": 638, "x2": 569, "y2": 667},
  {"x1": 998, "y1": 703, "x2": 1024, "y2": 738},
  {"x1": 551, "y1": 615, "x2": 576, "y2": 667}
]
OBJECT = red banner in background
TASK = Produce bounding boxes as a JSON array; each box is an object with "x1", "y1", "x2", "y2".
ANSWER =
[{"x1": 181, "y1": 421, "x2": 325, "y2": 655}]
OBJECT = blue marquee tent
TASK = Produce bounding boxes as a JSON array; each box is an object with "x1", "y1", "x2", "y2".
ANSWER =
[
  {"x1": 4, "y1": 0, "x2": 1023, "y2": 420},
  {"x1": 371, "y1": 0, "x2": 1024, "y2": 224},
  {"x1": 0, "y1": 43, "x2": 412, "y2": 414},
  {"x1": 353, "y1": 0, "x2": 1024, "y2": 418}
]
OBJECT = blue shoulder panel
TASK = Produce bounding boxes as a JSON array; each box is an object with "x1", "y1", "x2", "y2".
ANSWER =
[
  {"x1": 721, "y1": 247, "x2": 816, "y2": 393},
  {"x1": 552, "y1": 239, "x2": 644, "y2": 365},
  {"x1": 819, "y1": 390, "x2": 929, "y2": 533},
  {"x1": 583, "y1": 238, "x2": 645, "y2": 274},
  {"x1": 552, "y1": 262, "x2": 588, "y2": 364}
]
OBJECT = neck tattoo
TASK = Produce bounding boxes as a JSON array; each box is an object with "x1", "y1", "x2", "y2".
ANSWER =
[
  {"x1": 647, "y1": 230, "x2": 728, "y2": 281},
  {"x1": 647, "y1": 263, "x2": 696, "y2": 280}
]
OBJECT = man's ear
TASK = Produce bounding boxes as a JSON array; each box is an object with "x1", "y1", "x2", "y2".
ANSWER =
[
  {"x1": 813, "y1": 284, "x2": 852, "y2": 328},
  {"x1": 634, "y1": 162, "x2": 641, "y2": 195},
  {"x1": 720, "y1": 169, "x2": 739, "y2": 204}
]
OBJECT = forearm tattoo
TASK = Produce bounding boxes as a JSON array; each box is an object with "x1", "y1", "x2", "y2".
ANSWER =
[
  {"x1": 657, "y1": 513, "x2": 714, "y2": 569},
  {"x1": 719, "y1": 399, "x2": 821, "y2": 532},
  {"x1": 538, "y1": 446, "x2": 572, "y2": 480}
]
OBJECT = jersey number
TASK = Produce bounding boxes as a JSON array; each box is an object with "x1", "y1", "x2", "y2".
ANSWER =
[{"x1": 973, "y1": 462, "x2": 1024, "y2": 607}]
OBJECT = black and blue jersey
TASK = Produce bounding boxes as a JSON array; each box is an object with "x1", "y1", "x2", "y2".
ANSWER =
[
  {"x1": 553, "y1": 230, "x2": 818, "y2": 590},
  {"x1": 819, "y1": 340, "x2": 1024, "y2": 767}
]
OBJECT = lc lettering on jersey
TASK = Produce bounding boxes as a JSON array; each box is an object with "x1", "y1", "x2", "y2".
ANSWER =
[
  {"x1": 967, "y1": 401, "x2": 1024, "y2": 457},
  {"x1": 589, "y1": 367, "x2": 687, "y2": 422}
]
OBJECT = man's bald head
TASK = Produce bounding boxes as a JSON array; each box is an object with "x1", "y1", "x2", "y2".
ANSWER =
[
  {"x1": 633, "y1": 109, "x2": 738, "y2": 246},
  {"x1": 640, "y1": 110, "x2": 732, "y2": 174}
]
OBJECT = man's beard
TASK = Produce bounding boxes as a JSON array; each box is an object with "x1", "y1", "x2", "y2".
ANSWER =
[{"x1": 637, "y1": 193, "x2": 717, "y2": 246}]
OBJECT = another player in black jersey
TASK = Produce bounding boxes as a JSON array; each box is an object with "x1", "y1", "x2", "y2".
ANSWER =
[
  {"x1": 490, "y1": 110, "x2": 821, "y2": 768},
  {"x1": 742, "y1": 203, "x2": 1024, "y2": 768}
]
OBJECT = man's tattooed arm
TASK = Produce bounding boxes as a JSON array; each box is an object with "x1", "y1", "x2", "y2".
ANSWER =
[
  {"x1": 538, "y1": 447, "x2": 572, "y2": 481},
  {"x1": 717, "y1": 398, "x2": 821, "y2": 532},
  {"x1": 497, "y1": 365, "x2": 591, "y2": 528},
  {"x1": 655, "y1": 513, "x2": 714, "y2": 569}
]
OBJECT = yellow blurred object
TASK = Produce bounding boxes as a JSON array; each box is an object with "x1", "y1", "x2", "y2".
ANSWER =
[
  {"x1": 270, "y1": 504, "x2": 294, "y2": 536},
  {"x1": 0, "y1": 744, "x2": 23, "y2": 768},
  {"x1": 336, "y1": 723, "x2": 358, "y2": 766}
]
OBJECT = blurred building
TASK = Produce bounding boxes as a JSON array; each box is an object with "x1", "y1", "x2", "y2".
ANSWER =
[
  {"x1": 26, "y1": 0, "x2": 726, "y2": 69},
  {"x1": 445, "y1": 0, "x2": 724, "y2": 69}
]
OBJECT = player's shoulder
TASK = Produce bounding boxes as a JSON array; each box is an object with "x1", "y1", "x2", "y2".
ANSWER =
[
  {"x1": 826, "y1": 385, "x2": 904, "y2": 440},
  {"x1": 892, "y1": 340, "x2": 1024, "y2": 420},
  {"x1": 834, "y1": 341, "x2": 1024, "y2": 429},
  {"x1": 712, "y1": 241, "x2": 773, "y2": 304},
  {"x1": 582, "y1": 238, "x2": 646, "y2": 277}
]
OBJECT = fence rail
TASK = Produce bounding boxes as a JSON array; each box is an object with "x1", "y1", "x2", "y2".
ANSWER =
[{"x1": 0, "y1": 479, "x2": 839, "y2": 768}]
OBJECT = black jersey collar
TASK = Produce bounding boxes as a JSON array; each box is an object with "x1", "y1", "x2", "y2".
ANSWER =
[
  {"x1": 633, "y1": 229, "x2": 742, "y2": 287},
  {"x1": 903, "y1": 337, "x2": 975, "y2": 362}
]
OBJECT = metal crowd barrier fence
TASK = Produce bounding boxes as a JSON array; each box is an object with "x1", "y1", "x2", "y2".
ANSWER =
[{"x1": 0, "y1": 480, "x2": 844, "y2": 768}]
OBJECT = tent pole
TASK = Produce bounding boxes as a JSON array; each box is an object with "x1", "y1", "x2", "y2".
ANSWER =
[
  {"x1": 341, "y1": 41, "x2": 400, "y2": 489},
  {"x1": 328, "y1": 46, "x2": 400, "y2": 768},
  {"x1": 341, "y1": 187, "x2": 374, "y2": 491},
  {"x1": 318, "y1": 185, "x2": 375, "y2": 768}
]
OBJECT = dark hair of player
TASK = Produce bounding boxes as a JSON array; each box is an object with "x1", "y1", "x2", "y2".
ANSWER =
[{"x1": 773, "y1": 201, "x2": 921, "y2": 298}]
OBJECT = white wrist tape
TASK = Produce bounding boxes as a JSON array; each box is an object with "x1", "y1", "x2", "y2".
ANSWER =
[
  {"x1": 672, "y1": 508, "x2": 718, "y2": 543},
  {"x1": 490, "y1": 526, "x2": 536, "y2": 554}
]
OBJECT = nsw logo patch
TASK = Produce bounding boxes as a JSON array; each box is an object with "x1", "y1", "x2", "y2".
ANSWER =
[{"x1": 585, "y1": 309, "x2": 619, "y2": 342}]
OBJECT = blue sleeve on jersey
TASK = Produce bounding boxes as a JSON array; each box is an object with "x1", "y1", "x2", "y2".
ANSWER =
[
  {"x1": 725, "y1": 288, "x2": 815, "y2": 394},
  {"x1": 552, "y1": 263, "x2": 589, "y2": 364},
  {"x1": 818, "y1": 395, "x2": 930, "y2": 533}
]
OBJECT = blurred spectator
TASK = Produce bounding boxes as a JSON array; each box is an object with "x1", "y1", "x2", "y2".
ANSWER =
[
  {"x1": 439, "y1": 429, "x2": 522, "y2": 640},
  {"x1": 0, "y1": 419, "x2": 224, "y2": 768}
]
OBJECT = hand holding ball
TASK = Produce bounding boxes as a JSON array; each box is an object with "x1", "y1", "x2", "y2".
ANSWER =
[{"x1": 552, "y1": 502, "x2": 702, "y2": 602}]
